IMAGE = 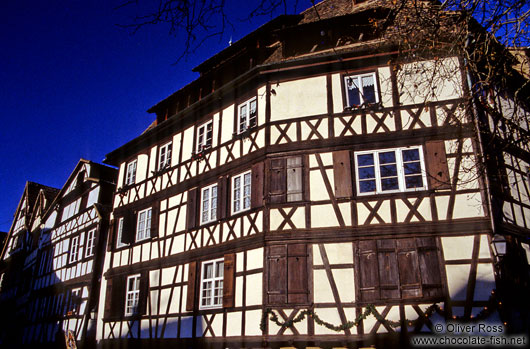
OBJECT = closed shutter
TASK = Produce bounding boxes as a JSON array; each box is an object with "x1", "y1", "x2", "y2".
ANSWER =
[
  {"x1": 358, "y1": 240, "x2": 380, "y2": 301},
  {"x1": 267, "y1": 245, "x2": 287, "y2": 305},
  {"x1": 425, "y1": 141, "x2": 451, "y2": 190},
  {"x1": 377, "y1": 240, "x2": 400, "y2": 300},
  {"x1": 416, "y1": 237, "x2": 444, "y2": 298},
  {"x1": 251, "y1": 162, "x2": 264, "y2": 208},
  {"x1": 287, "y1": 244, "x2": 309, "y2": 304},
  {"x1": 333, "y1": 150, "x2": 353, "y2": 198},
  {"x1": 186, "y1": 188, "x2": 198, "y2": 230},
  {"x1": 223, "y1": 253, "x2": 236, "y2": 308},
  {"x1": 121, "y1": 211, "x2": 136, "y2": 244},
  {"x1": 150, "y1": 202, "x2": 159, "y2": 238},
  {"x1": 107, "y1": 219, "x2": 115, "y2": 252},
  {"x1": 186, "y1": 261, "x2": 197, "y2": 311},
  {"x1": 396, "y1": 239, "x2": 422, "y2": 299},
  {"x1": 138, "y1": 271, "x2": 149, "y2": 315},
  {"x1": 269, "y1": 159, "x2": 286, "y2": 203}
]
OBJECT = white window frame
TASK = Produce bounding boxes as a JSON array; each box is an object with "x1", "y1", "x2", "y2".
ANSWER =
[
  {"x1": 196, "y1": 120, "x2": 213, "y2": 153},
  {"x1": 354, "y1": 146, "x2": 427, "y2": 196},
  {"x1": 116, "y1": 217, "x2": 126, "y2": 248},
  {"x1": 125, "y1": 160, "x2": 137, "y2": 186},
  {"x1": 135, "y1": 208, "x2": 152, "y2": 242},
  {"x1": 85, "y1": 229, "x2": 96, "y2": 257},
  {"x1": 231, "y1": 170, "x2": 252, "y2": 214},
  {"x1": 344, "y1": 72, "x2": 379, "y2": 107},
  {"x1": 125, "y1": 274, "x2": 141, "y2": 316},
  {"x1": 199, "y1": 258, "x2": 224, "y2": 309},
  {"x1": 237, "y1": 97, "x2": 257, "y2": 134},
  {"x1": 69, "y1": 236, "x2": 79, "y2": 263},
  {"x1": 200, "y1": 183, "x2": 218, "y2": 225},
  {"x1": 158, "y1": 142, "x2": 172, "y2": 170}
]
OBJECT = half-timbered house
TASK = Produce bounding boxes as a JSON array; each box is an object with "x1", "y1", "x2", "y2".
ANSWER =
[{"x1": 94, "y1": 0, "x2": 530, "y2": 347}]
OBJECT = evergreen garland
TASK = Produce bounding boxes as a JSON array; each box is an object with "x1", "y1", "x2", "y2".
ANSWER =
[{"x1": 260, "y1": 290, "x2": 501, "y2": 333}]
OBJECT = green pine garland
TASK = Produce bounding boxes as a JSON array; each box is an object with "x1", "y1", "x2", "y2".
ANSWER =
[{"x1": 260, "y1": 290, "x2": 500, "y2": 333}]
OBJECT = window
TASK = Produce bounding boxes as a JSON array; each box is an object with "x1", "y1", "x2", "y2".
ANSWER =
[
  {"x1": 344, "y1": 72, "x2": 378, "y2": 107},
  {"x1": 200, "y1": 184, "x2": 218, "y2": 225},
  {"x1": 269, "y1": 157, "x2": 304, "y2": 203},
  {"x1": 357, "y1": 237, "x2": 443, "y2": 302},
  {"x1": 116, "y1": 217, "x2": 126, "y2": 248},
  {"x1": 125, "y1": 274, "x2": 141, "y2": 316},
  {"x1": 69, "y1": 236, "x2": 79, "y2": 263},
  {"x1": 125, "y1": 160, "x2": 137, "y2": 185},
  {"x1": 136, "y1": 208, "x2": 152, "y2": 242},
  {"x1": 199, "y1": 259, "x2": 224, "y2": 309},
  {"x1": 355, "y1": 146, "x2": 427, "y2": 195},
  {"x1": 85, "y1": 229, "x2": 96, "y2": 257},
  {"x1": 69, "y1": 288, "x2": 81, "y2": 315},
  {"x1": 158, "y1": 142, "x2": 172, "y2": 170},
  {"x1": 237, "y1": 97, "x2": 257, "y2": 134},
  {"x1": 196, "y1": 121, "x2": 213, "y2": 153},
  {"x1": 232, "y1": 170, "x2": 251, "y2": 214}
]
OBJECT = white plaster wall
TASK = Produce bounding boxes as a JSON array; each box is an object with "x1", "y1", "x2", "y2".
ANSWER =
[
  {"x1": 270, "y1": 76, "x2": 327, "y2": 121},
  {"x1": 378, "y1": 66, "x2": 393, "y2": 108},
  {"x1": 331, "y1": 73, "x2": 343, "y2": 114},
  {"x1": 136, "y1": 154, "x2": 149, "y2": 183},
  {"x1": 220, "y1": 104, "x2": 234, "y2": 144}
]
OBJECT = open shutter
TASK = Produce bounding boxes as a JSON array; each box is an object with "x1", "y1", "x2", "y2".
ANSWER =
[
  {"x1": 223, "y1": 253, "x2": 236, "y2": 308},
  {"x1": 104, "y1": 278, "x2": 113, "y2": 318},
  {"x1": 138, "y1": 271, "x2": 149, "y2": 315},
  {"x1": 377, "y1": 239, "x2": 400, "y2": 300},
  {"x1": 287, "y1": 244, "x2": 308, "y2": 304},
  {"x1": 186, "y1": 261, "x2": 197, "y2": 311},
  {"x1": 425, "y1": 141, "x2": 451, "y2": 190},
  {"x1": 150, "y1": 202, "x2": 159, "y2": 238},
  {"x1": 217, "y1": 177, "x2": 229, "y2": 220},
  {"x1": 121, "y1": 211, "x2": 136, "y2": 244},
  {"x1": 107, "y1": 219, "x2": 115, "y2": 252},
  {"x1": 396, "y1": 239, "x2": 422, "y2": 299},
  {"x1": 333, "y1": 150, "x2": 353, "y2": 198},
  {"x1": 357, "y1": 240, "x2": 380, "y2": 301},
  {"x1": 251, "y1": 162, "x2": 264, "y2": 208},
  {"x1": 107, "y1": 277, "x2": 125, "y2": 317},
  {"x1": 416, "y1": 237, "x2": 444, "y2": 298},
  {"x1": 186, "y1": 188, "x2": 198, "y2": 230},
  {"x1": 269, "y1": 159, "x2": 286, "y2": 204},
  {"x1": 267, "y1": 245, "x2": 287, "y2": 305}
]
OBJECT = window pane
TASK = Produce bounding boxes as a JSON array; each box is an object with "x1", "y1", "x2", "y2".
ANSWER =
[
  {"x1": 357, "y1": 154, "x2": 374, "y2": 166},
  {"x1": 362, "y1": 75, "x2": 376, "y2": 104},
  {"x1": 215, "y1": 262, "x2": 223, "y2": 278},
  {"x1": 359, "y1": 180, "x2": 376, "y2": 193},
  {"x1": 358, "y1": 166, "x2": 375, "y2": 179},
  {"x1": 402, "y1": 149, "x2": 420, "y2": 162},
  {"x1": 404, "y1": 162, "x2": 421, "y2": 175},
  {"x1": 381, "y1": 177, "x2": 399, "y2": 191},
  {"x1": 380, "y1": 164, "x2": 398, "y2": 177},
  {"x1": 204, "y1": 263, "x2": 213, "y2": 279},
  {"x1": 405, "y1": 175, "x2": 424, "y2": 189},
  {"x1": 378, "y1": 151, "x2": 396, "y2": 164}
]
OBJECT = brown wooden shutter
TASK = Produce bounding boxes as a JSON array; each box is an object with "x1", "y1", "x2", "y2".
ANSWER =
[
  {"x1": 104, "y1": 278, "x2": 113, "y2": 318},
  {"x1": 107, "y1": 219, "x2": 115, "y2": 252},
  {"x1": 396, "y1": 239, "x2": 422, "y2": 299},
  {"x1": 138, "y1": 271, "x2": 149, "y2": 315},
  {"x1": 425, "y1": 141, "x2": 451, "y2": 190},
  {"x1": 121, "y1": 211, "x2": 136, "y2": 244},
  {"x1": 377, "y1": 239, "x2": 400, "y2": 300},
  {"x1": 251, "y1": 162, "x2": 264, "y2": 208},
  {"x1": 186, "y1": 261, "x2": 197, "y2": 311},
  {"x1": 267, "y1": 245, "x2": 287, "y2": 305},
  {"x1": 186, "y1": 188, "x2": 198, "y2": 230},
  {"x1": 287, "y1": 244, "x2": 309, "y2": 304},
  {"x1": 416, "y1": 237, "x2": 444, "y2": 298},
  {"x1": 217, "y1": 177, "x2": 228, "y2": 220},
  {"x1": 108, "y1": 277, "x2": 126, "y2": 317},
  {"x1": 357, "y1": 240, "x2": 380, "y2": 301},
  {"x1": 223, "y1": 253, "x2": 236, "y2": 308},
  {"x1": 269, "y1": 159, "x2": 286, "y2": 204},
  {"x1": 333, "y1": 150, "x2": 353, "y2": 198},
  {"x1": 150, "y1": 202, "x2": 159, "y2": 238}
]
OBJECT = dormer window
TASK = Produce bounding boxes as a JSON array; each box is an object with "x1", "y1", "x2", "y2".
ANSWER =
[
  {"x1": 237, "y1": 97, "x2": 257, "y2": 134},
  {"x1": 196, "y1": 121, "x2": 213, "y2": 153},
  {"x1": 344, "y1": 72, "x2": 378, "y2": 108}
]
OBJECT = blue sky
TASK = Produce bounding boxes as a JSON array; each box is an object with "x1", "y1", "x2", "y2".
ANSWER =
[{"x1": 0, "y1": 0, "x2": 311, "y2": 232}]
